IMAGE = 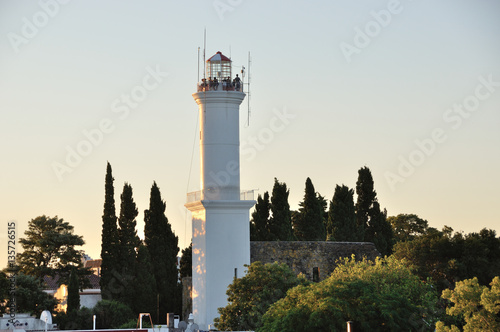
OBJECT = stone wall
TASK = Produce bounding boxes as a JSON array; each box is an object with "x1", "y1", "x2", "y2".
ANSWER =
[
  {"x1": 250, "y1": 241, "x2": 380, "y2": 282},
  {"x1": 182, "y1": 241, "x2": 380, "y2": 316}
]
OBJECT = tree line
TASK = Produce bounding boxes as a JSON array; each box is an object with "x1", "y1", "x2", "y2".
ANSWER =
[
  {"x1": 0, "y1": 162, "x2": 192, "y2": 329},
  {"x1": 250, "y1": 166, "x2": 394, "y2": 256}
]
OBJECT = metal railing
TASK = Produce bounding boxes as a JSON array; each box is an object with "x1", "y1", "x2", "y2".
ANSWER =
[
  {"x1": 186, "y1": 189, "x2": 254, "y2": 203},
  {"x1": 197, "y1": 79, "x2": 243, "y2": 92}
]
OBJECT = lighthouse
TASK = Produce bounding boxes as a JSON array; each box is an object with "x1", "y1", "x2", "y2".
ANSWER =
[{"x1": 185, "y1": 51, "x2": 255, "y2": 330}]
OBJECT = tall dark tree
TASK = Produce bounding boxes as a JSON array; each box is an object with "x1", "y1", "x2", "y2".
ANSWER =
[
  {"x1": 67, "y1": 267, "x2": 80, "y2": 313},
  {"x1": 117, "y1": 182, "x2": 140, "y2": 307},
  {"x1": 133, "y1": 244, "x2": 157, "y2": 317},
  {"x1": 250, "y1": 192, "x2": 271, "y2": 241},
  {"x1": 368, "y1": 202, "x2": 394, "y2": 255},
  {"x1": 268, "y1": 178, "x2": 295, "y2": 241},
  {"x1": 292, "y1": 178, "x2": 325, "y2": 241},
  {"x1": 100, "y1": 162, "x2": 120, "y2": 300},
  {"x1": 144, "y1": 182, "x2": 179, "y2": 322},
  {"x1": 355, "y1": 166, "x2": 393, "y2": 253},
  {"x1": 326, "y1": 185, "x2": 357, "y2": 241},
  {"x1": 179, "y1": 243, "x2": 192, "y2": 280},
  {"x1": 17, "y1": 215, "x2": 89, "y2": 286},
  {"x1": 355, "y1": 166, "x2": 376, "y2": 241}
]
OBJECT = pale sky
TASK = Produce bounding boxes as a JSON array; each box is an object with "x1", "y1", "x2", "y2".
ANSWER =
[{"x1": 1, "y1": 0, "x2": 499, "y2": 268}]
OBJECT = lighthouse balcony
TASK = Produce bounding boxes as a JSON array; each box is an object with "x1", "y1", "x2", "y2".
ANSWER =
[
  {"x1": 197, "y1": 80, "x2": 243, "y2": 92},
  {"x1": 186, "y1": 189, "x2": 254, "y2": 203}
]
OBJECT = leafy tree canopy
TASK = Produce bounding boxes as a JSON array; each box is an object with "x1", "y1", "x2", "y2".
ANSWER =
[
  {"x1": 436, "y1": 276, "x2": 500, "y2": 332},
  {"x1": 17, "y1": 215, "x2": 88, "y2": 285},
  {"x1": 214, "y1": 261, "x2": 309, "y2": 331},
  {"x1": 8, "y1": 273, "x2": 58, "y2": 316},
  {"x1": 388, "y1": 213, "x2": 434, "y2": 243},
  {"x1": 393, "y1": 227, "x2": 500, "y2": 292},
  {"x1": 260, "y1": 256, "x2": 439, "y2": 332}
]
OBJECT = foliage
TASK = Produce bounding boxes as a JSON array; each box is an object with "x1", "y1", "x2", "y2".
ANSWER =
[
  {"x1": 67, "y1": 268, "x2": 80, "y2": 313},
  {"x1": 17, "y1": 215, "x2": 88, "y2": 285},
  {"x1": 393, "y1": 227, "x2": 500, "y2": 292},
  {"x1": 144, "y1": 182, "x2": 180, "y2": 321},
  {"x1": 54, "y1": 307, "x2": 93, "y2": 330},
  {"x1": 326, "y1": 184, "x2": 357, "y2": 241},
  {"x1": 100, "y1": 162, "x2": 120, "y2": 300},
  {"x1": 355, "y1": 166, "x2": 375, "y2": 240},
  {"x1": 292, "y1": 177, "x2": 326, "y2": 241},
  {"x1": 117, "y1": 182, "x2": 141, "y2": 307},
  {"x1": 436, "y1": 276, "x2": 500, "y2": 332},
  {"x1": 250, "y1": 192, "x2": 271, "y2": 241},
  {"x1": 260, "y1": 256, "x2": 439, "y2": 332},
  {"x1": 0, "y1": 271, "x2": 9, "y2": 314},
  {"x1": 133, "y1": 244, "x2": 157, "y2": 316},
  {"x1": 388, "y1": 213, "x2": 433, "y2": 243},
  {"x1": 268, "y1": 178, "x2": 295, "y2": 240},
  {"x1": 214, "y1": 261, "x2": 309, "y2": 331},
  {"x1": 355, "y1": 166, "x2": 393, "y2": 255},
  {"x1": 9, "y1": 273, "x2": 58, "y2": 316},
  {"x1": 92, "y1": 300, "x2": 134, "y2": 329},
  {"x1": 179, "y1": 242, "x2": 192, "y2": 279}
]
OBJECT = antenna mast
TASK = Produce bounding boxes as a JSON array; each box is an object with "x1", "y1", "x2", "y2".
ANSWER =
[
  {"x1": 203, "y1": 28, "x2": 206, "y2": 79},
  {"x1": 246, "y1": 52, "x2": 251, "y2": 126}
]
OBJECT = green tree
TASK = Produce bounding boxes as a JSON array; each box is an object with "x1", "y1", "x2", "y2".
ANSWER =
[
  {"x1": 214, "y1": 262, "x2": 309, "y2": 331},
  {"x1": 0, "y1": 271, "x2": 8, "y2": 314},
  {"x1": 144, "y1": 182, "x2": 180, "y2": 321},
  {"x1": 268, "y1": 178, "x2": 295, "y2": 241},
  {"x1": 393, "y1": 227, "x2": 500, "y2": 292},
  {"x1": 54, "y1": 307, "x2": 93, "y2": 330},
  {"x1": 133, "y1": 244, "x2": 157, "y2": 316},
  {"x1": 10, "y1": 273, "x2": 58, "y2": 316},
  {"x1": 67, "y1": 267, "x2": 80, "y2": 313},
  {"x1": 292, "y1": 177, "x2": 325, "y2": 241},
  {"x1": 93, "y1": 300, "x2": 134, "y2": 329},
  {"x1": 117, "y1": 182, "x2": 140, "y2": 307},
  {"x1": 17, "y1": 215, "x2": 89, "y2": 285},
  {"x1": 250, "y1": 192, "x2": 271, "y2": 241},
  {"x1": 260, "y1": 256, "x2": 439, "y2": 332},
  {"x1": 436, "y1": 276, "x2": 500, "y2": 332},
  {"x1": 388, "y1": 213, "x2": 432, "y2": 243},
  {"x1": 179, "y1": 243, "x2": 192, "y2": 279},
  {"x1": 355, "y1": 166, "x2": 393, "y2": 254},
  {"x1": 100, "y1": 162, "x2": 120, "y2": 300},
  {"x1": 355, "y1": 166, "x2": 375, "y2": 240},
  {"x1": 326, "y1": 184, "x2": 357, "y2": 241}
]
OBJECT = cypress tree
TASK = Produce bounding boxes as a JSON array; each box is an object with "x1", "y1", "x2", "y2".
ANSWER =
[
  {"x1": 268, "y1": 178, "x2": 295, "y2": 241},
  {"x1": 355, "y1": 166, "x2": 376, "y2": 241},
  {"x1": 144, "y1": 182, "x2": 179, "y2": 322},
  {"x1": 117, "y1": 182, "x2": 140, "y2": 307},
  {"x1": 355, "y1": 166, "x2": 394, "y2": 253},
  {"x1": 250, "y1": 192, "x2": 271, "y2": 241},
  {"x1": 179, "y1": 243, "x2": 192, "y2": 280},
  {"x1": 100, "y1": 162, "x2": 120, "y2": 300},
  {"x1": 327, "y1": 185, "x2": 357, "y2": 241},
  {"x1": 67, "y1": 267, "x2": 80, "y2": 313},
  {"x1": 292, "y1": 178, "x2": 326, "y2": 241},
  {"x1": 133, "y1": 244, "x2": 157, "y2": 317}
]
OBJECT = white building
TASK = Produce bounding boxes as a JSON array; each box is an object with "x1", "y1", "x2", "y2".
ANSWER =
[{"x1": 185, "y1": 51, "x2": 255, "y2": 330}]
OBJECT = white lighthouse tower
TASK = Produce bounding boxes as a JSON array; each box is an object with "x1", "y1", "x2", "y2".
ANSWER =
[{"x1": 185, "y1": 51, "x2": 255, "y2": 330}]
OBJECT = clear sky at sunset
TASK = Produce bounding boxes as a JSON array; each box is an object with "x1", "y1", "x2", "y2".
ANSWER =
[{"x1": 1, "y1": 0, "x2": 499, "y2": 267}]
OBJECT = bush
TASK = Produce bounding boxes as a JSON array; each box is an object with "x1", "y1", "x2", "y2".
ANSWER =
[{"x1": 260, "y1": 256, "x2": 439, "y2": 331}]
